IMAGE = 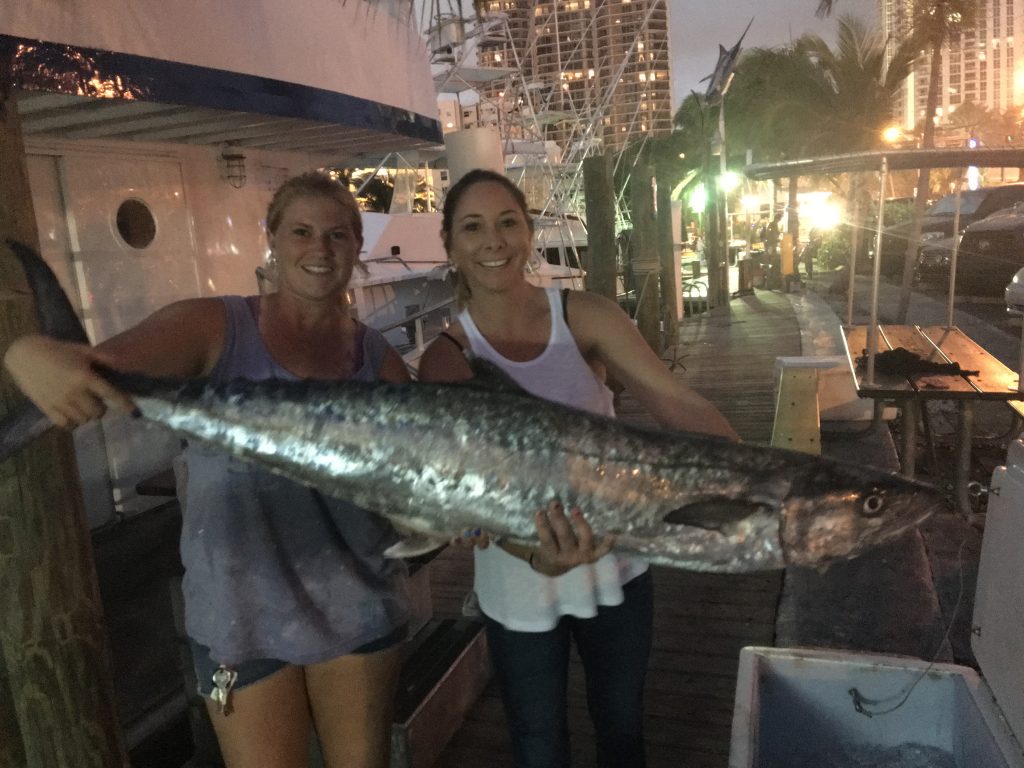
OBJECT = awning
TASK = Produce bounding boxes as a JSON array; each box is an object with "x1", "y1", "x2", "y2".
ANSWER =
[
  {"x1": 745, "y1": 148, "x2": 1024, "y2": 180},
  {"x1": 1, "y1": 0, "x2": 444, "y2": 162}
]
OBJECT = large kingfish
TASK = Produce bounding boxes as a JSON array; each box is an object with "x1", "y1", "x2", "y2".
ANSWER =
[
  {"x1": 0, "y1": 240, "x2": 944, "y2": 572},
  {"x1": 93, "y1": 369, "x2": 940, "y2": 572}
]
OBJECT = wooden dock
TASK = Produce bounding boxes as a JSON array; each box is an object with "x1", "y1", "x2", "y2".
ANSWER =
[{"x1": 432, "y1": 292, "x2": 800, "y2": 767}]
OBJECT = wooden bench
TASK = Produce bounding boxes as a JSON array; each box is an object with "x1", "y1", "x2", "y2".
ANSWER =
[{"x1": 842, "y1": 324, "x2": 1024, "y2": 516}]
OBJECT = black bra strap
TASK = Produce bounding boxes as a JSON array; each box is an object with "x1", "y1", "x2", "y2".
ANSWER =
[
  {"x1": 561, "y1": 288, "x2": 571, "y2": 325},
  {"x1": 439, "y1": 330, "x2": 465, "y2": 352}
]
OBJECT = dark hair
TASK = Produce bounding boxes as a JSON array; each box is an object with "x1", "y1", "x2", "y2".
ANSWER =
[
  {"x1": 266, "y1": 171, "x2": 363, "y2": 246},
  {"x1": 440, "y1": 169, "x2": 534, "y2": 306}
]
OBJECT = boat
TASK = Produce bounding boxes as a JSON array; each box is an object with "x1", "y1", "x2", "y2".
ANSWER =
[{"x1": 3, "y1": 0, "x2": 444, "y2": 526}]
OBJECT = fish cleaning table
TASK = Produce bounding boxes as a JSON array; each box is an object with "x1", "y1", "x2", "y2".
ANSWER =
[{"x1": 841, "y1": 324, "x2": 1023, "y2": 516}]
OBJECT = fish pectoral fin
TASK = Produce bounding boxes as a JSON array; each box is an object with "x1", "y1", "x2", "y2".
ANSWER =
[
  {"x1": 662, "y1": 499, "x2": 774, "y2": 533},
  {"x1": 383, "y1": 534, "x2": 449, "y2": 559}
]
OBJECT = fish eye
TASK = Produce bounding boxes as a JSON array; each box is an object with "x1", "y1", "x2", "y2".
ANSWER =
[{"x1": 862, "y1": 493, "x2": 884, "y2": 517}]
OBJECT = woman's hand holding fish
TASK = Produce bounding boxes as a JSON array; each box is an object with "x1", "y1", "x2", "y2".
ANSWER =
[
  {"x1": 528, "y1": 500, "x2": 615, "y2": 577},
  {"x1": 3, "y1": 335, "x2": 135, "y2": 428}
]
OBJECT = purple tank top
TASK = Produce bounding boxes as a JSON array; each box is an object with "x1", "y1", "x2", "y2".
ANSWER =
[{"x1": 180, "y1": 296, "x2": 409, "y2": 665}]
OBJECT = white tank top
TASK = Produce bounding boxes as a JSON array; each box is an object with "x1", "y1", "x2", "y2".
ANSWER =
[{"x1": 458, "y1": 287, "x2": 648, "y2": 632}]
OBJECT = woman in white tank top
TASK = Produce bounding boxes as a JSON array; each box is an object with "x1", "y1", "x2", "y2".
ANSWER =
[{"x1": 419, "y1": 169, "x2": 738, "y2": 768}]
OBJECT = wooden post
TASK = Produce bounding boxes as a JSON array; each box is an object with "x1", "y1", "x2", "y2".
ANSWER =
[
  {"x1": 0, "y1": 92, "x2": 128, "y2": 768},
  {"x1": 655, "y1": 162, "x2": 679, "y2": 347},
  {"x1": 582, "y1": 153, "x2": 617, "y2": 301},
  {"x1": 703, "y1": 155, "x2": 721, "y2": 308},
  {"x1": 629, "y1": 165, "x2": 661, "y2": 352}
]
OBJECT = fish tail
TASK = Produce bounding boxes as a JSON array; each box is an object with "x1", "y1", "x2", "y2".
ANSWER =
[
  {"x1": 6, "y1": 239, "x2": 89, "y2": 343},
  {"x1": 0, "y1": 404, "x2": 50, "y2": 463},
  {"x1": 1, "y1": 239, "x2": 88, "y2": 460}
]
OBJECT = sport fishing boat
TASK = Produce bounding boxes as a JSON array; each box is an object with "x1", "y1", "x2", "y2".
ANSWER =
[{"x1": 3, "y1": 0, "x2": 443, "y2": 524}]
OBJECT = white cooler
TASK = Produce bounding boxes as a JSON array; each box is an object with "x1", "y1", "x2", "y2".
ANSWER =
[{"x1": 728, "y1": 439, "x2": 1024, "y2": 768}]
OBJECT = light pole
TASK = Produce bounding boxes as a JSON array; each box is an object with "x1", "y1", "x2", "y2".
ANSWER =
[{"x1": 715, "y1": 73, "x2": 735, "y2": 306}]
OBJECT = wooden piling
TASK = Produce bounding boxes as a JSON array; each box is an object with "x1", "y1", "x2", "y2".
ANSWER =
[{"x1": 0, "y1": 91, "x2": 127, "y2": 768}]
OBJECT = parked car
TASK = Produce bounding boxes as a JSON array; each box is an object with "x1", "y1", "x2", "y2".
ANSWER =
[
  {"x1": 916, "y1": 234, "x2": 959, "y2": 285},
  {"x1": 946, "y1": 204, "x2": 1024, "y2": 296},
  {"x1": 874, "y1": 184, "x2": 1024, "y2": 276}
]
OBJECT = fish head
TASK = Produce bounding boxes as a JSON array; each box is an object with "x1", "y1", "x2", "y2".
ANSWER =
[{"x1": 779, "y1": 462, "x2": 946, "y2": 568}]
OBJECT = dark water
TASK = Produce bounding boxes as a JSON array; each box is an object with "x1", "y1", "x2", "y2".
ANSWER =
[{"x1": 767, "y1": 742, "x2": 958, "y2": 768}]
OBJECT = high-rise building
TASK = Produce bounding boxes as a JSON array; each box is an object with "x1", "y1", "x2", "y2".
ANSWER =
[
  {"x1": 472, "y1": 0, "x2": 672, "y2": 156},
  {"x1": 882, "y1": 0, "x2": 1023, "y2": 137}
]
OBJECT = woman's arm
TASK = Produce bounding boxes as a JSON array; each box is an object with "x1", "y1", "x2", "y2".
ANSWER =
[
  {"x1": 417, "y1": 331, "x2": 473, "y2": 383},
  {"x1": 568, "y1": 291, "x2": 740, "y2": 440},
  {"x1": 4, "y1": 298, "x2": 226, "y2": 428},
  {"x1": 377, "y1": 346, "x2": 412, "y2": 383}
]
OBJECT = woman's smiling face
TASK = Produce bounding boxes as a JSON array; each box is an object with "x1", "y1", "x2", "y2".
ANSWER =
[
  {"x1": 444, "y1": 180, "x2": 534, "y2": 295},
  {"x1": 269, "y1": 195, "x2": 361, "y2": 302}
]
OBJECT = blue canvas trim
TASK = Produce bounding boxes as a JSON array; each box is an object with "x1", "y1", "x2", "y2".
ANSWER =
[{"x1": 0, "y1": 33, "x2": 442, "y2": 143}]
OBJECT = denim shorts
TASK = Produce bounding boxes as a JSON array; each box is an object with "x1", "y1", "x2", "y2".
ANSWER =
[{"x1": 190, "y1": 624, "x2": 408, "y2": 698}]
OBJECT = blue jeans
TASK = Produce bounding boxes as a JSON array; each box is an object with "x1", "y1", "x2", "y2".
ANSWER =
[
  {"x1": 483, "y1": 570, "x2": 653, "y2": 768},
  {"x1": 189, "y1": 623, "x2": 408, "y2": 697}
]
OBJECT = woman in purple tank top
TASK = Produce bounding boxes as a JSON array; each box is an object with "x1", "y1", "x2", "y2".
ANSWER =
[
  {"x1": 5, "y1": 172, "x2": 410, "y2": 767},
  {"x1": 419, "y1": 169, "x2": 739, "y2": 768}
]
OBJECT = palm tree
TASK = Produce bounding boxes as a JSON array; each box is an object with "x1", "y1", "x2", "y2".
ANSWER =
[
  {"x1": 799, "y1": 17, "x2": 917, "y2": 152},
  {"x1": 893, "y1": 2, "x2": 977, "y2": 320},
  {"x1": 675, "y1": 16, "x2": 914, "y2": 262},
  {"x1": 818, "y1": 0, "x2": 977, "y2": 321}
]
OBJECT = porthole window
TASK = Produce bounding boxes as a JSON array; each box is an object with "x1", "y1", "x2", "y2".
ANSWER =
[{"x1": 116, "y1": 199, "x2": 156, "y2": 249}]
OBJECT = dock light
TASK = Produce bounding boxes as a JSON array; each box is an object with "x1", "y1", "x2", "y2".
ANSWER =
[
  {"x1": 719, "y1": 171, "x2": 740, "y2": 193},
  {"x1": 689, "y1": 183, "x2": 707, "y2": 212},
  {"x1": 800, "y1": 193, "x2": 842, "y2": 231},
  {"x1": 882, "y1": 125, "x2": 902, "y2": 144}
]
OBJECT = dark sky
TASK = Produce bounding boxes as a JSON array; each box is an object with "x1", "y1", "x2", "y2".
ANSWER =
[{"x1": 670, "y1": 0, "x2": 879, "y2": 107}]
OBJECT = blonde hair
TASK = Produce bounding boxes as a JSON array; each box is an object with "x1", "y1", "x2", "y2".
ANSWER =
[{"x1": 266, "y1": 171, "x2": 363, "y2": 245}]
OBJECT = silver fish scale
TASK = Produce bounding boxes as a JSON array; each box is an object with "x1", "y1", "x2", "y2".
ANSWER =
[{"x1": 128, "y1": 377, "x2": 943, "y2": 573}]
